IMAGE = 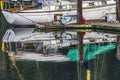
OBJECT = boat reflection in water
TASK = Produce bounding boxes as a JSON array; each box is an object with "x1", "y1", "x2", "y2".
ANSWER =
[{"x1": 3, "y1": 28, "x2": 118, "y2": 80}]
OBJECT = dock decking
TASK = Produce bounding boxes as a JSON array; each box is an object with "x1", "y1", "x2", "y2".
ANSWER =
[{"x1": 35, "y1": 22, "x2": 120, "y2": 34}]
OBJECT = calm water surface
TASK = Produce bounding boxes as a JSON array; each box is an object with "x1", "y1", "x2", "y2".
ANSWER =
[{"x1": 4, "y1": 49, "x2": 120, "y2": 80}]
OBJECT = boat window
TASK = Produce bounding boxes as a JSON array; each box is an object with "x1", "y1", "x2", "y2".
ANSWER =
[
  {"x1": 24, "y1": 1, "x2": 32, "y2": 5},
  {"x1": 17, "y1": 0, "x2": 32, "y2": 6},
  {"x1": 69, "y1": 4, "x2": 77, "y2": 9},
  {"x1": 89, "y1": 2, "x2": 95, "y2": 6},
  {"x1": 9, "y1": 2, "x2": 20, "y2": 8},
  {"x1": 101, "y1": 1, "x2": 107, "y2": 5},
  {"x1": 22, "y1": 43, "x2": 36, "y2": 52},
  {"x1": 55, "y1": 5, "x2": 67, "y2": 10}
]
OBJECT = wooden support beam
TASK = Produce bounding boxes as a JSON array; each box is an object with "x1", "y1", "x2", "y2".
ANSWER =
[
  {"x1": 116, "y1": 35, "x2": 120, "y2": 60},
  {"x1": 35, "y1": 23, "x2": 120, "y2": 34},
  {"x1": 77, "y1": 0, "x2": 84, "y2": 61},
  {"x1": 116, "y1": 0, "x2": 120, "y2": 21},
  {"x1": 77, "y1": 0, "x2": 82, "y2": 24}
]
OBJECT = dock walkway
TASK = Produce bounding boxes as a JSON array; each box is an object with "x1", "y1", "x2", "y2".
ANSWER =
[
  {"x1": 91, "y1": 22, "x2": 120, "y2": 27},
  {"x1": 35, "y1": 22, "x2": 120, "y2": 34}
]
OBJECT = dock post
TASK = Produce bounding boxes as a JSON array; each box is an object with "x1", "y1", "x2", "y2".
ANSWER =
[
  {"x1": 116, "y1": 35, "x2": 120, "y2": 60},
  {"x1": 77, "y1": 0, "x2": 91, "y2": 80},
  {"x1": 0, "y1": 0, "x2": 3, "y2": 10},
  {"x1": 77, "y1": 0, "x2": 83, "y2": 61},
  {"x1": 0, "y1": 52, "x2": 8, "y2": 80},
  {"x1": 77, "y1": 0, "x2": 85, "y2": 80},
  {"x1": 116, "y1": 0, "x2": 120, "y2": 21},
  {"x1": 0, "y1": 6, "x2": 9, "y2": 80}
]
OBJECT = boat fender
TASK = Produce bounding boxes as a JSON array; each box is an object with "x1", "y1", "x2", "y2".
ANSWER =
[{"x1": 9, "y1": 56, "x2": 15, "y2": 65}]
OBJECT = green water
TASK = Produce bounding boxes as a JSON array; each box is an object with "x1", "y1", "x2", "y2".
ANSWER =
[
  {"x1": 67, "y1": 43, "x2": 116, "y2": 61},
  {"x1": 3, "y1": 49, "x2": 120, "y2": 80}
]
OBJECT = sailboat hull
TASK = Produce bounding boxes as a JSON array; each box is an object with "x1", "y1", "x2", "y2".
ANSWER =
[{"x1": 2, "y1": 4, "x2": 116, "y2": 27}]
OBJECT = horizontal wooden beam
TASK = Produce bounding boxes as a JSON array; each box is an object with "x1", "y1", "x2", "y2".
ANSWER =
[{"x1": 35, "y1": 22, "x2": 120, "y2": 34}]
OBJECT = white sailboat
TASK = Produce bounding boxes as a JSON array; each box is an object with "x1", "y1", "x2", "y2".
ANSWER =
[{"x1": 2, "y1": 0, "x2": 116, "y2": 27}]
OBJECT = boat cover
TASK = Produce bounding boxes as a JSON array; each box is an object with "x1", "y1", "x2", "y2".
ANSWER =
[{"x1": 67, "y1": 43, "x2": 116, "y2": 62}]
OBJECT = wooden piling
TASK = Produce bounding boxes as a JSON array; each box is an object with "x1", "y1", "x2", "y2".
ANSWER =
[
  {"x1": 0, "y1": 52, "x2": 8, "y2": 80},
  {"x1": 116, "y1": 0, "x2": 120, "y2": 21},
  {"x1": 0, "y1": 5, "x2": 8, "y2": 80},
  {"x1": 116, "y1": 35, "x2": 120, "y2": 60},
  {"x1": 77, "y1": 0, "x2": 84, "y2": 61}
]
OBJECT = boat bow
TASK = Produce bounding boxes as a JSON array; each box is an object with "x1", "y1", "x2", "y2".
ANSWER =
[{"x1": 2, "y1": 10, "x2": 15, "y2": 24}]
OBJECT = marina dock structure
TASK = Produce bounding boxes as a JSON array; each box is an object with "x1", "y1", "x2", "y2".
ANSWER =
[
  {"x1": 0, "y1": 0, "x2": 120, "y2": 80},
  {"x1": 35, "y1": 22, "x2": 120, "y2": 34}
]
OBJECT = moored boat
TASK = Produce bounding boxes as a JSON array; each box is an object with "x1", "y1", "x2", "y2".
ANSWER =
[{"x1": 1, "y1": 0, "x2": 116, "y2": 27}]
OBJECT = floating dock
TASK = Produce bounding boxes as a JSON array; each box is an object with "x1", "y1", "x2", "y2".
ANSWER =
[{"x1": 35, "y1": 22, "x2": 120, "y2": 34}]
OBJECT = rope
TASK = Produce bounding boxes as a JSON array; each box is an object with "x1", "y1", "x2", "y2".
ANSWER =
[
  {"x1": 13, "y1": 64, "x2": 25, "y2": 80},
  {"x1": 7, "y1": 50, "x2": 25, "y2": 80},
  {"x1": 36, "y1": 61, "x2": 41, "y2": 80}
]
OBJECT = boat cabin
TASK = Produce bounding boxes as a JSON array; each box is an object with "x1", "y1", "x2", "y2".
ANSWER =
[{"x1": 2, "y1": 0, "x2": 115, "y2": 12}]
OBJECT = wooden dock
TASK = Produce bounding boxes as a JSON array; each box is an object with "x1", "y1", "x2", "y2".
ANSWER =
[{"x1": 35, "y1": 22, "x2": 120, "y2": 34}]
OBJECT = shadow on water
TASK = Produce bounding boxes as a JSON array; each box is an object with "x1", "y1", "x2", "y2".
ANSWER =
[
  {"x1": 4, "y1": 48, "x2": 120, "y2": 80},
  {"x1": 14, "y1": 61, "x2": 78, "y2": 80}
]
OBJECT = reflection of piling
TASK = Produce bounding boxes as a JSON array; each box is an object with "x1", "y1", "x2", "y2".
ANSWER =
[
  {"x1": 116, "y1": 35, "x2": 120, "y2": 60},
  {"x1": 0, "y1": 2, "x2": 8, "y2": 78},
  {"x1": 0, "y1": 52, "x2": 8, "y2": 80}
]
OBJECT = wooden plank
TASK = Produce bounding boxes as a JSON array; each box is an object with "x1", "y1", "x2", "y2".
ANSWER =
[
  {"x1": 91, "y1": 22, "x2": 120, "y2": 27},
  {"x1": 116, "y1": 0, "x2": 120, "y2": 21},
  {"x1": 35, "y1": 22, "x2": 120, "y2": 34}
]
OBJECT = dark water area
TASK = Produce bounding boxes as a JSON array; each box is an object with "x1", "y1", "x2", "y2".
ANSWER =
[
  {"x1": 9, "y1": 61, "x2": 78, "y2": 80},
  {"x1": 105, "y1": 50, "x2": 120, "y2": 80},
  {"x1": 1, "y1": 49, "x2": 120, "y2": 80}
]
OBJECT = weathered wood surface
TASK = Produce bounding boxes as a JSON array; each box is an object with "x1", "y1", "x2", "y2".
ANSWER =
[
  {"x1": 35, "y1": 22, "x2": 120, "y2": 34},
  {"x1": 116, "y1": 35, "x2": 120, "y2": 60},
  {"x1": 91, "y1": 22, "x2": 120, "y2": 28}
]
